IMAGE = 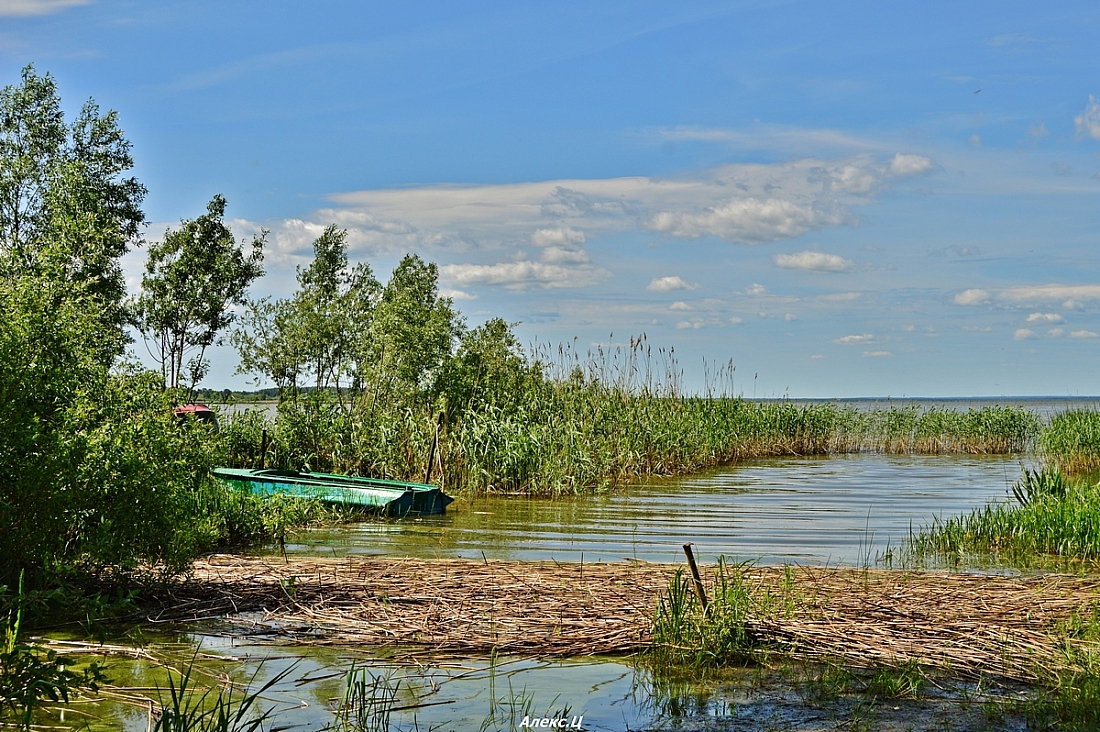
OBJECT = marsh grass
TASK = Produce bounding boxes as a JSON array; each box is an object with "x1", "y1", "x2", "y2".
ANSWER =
[
  {"x1": 1043, "y1": 409, "x2": 1100, "y2": 475},
  {"x1": 152, "y1": 655, "x2": 292, "y2": 732},
  {"x1": 910, "y1": 467, "x2": 1100, "y2": 562},
  {"x1": 216, "y1": 386, "x2": 1041, "y2": 498}
]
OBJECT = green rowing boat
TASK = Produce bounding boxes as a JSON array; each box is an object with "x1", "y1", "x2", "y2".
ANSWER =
[{"x1": 211, "y1": 468, "x2": 455, "y2": 516}]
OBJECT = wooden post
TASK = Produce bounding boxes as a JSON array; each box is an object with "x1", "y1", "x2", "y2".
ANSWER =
[
  {"x1": 424, "y1": 412, "x2": 444, "y2": 484},
  {"x1": 682, "y1": 542, "x2": 708, "y2": 613},
  {"x1": 259, "y1": 429, "x2": 269, "y2": 470}
]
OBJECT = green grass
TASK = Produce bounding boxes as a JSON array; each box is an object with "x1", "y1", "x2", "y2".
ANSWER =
[
  {"x1": 216, "y1": 391, "x2": 1042, "y2": 498},
  {"x1": 1042, "y1": 409, "x2": 1100, "y2": 475},
  {"x1": 910, "y1": 467, "x2": 1100, "y2": 562}
]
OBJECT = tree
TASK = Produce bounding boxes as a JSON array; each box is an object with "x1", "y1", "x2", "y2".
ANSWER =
[
  {"x1": 233, "y1": 226, "x2": 379, "y2": 400},
  {"x1": 366, "y1": 254, "x2": 462, "y2": 408},
  {"x1": 0, "y1": 65, "x2": 145, "y2": 355},
  {"x1": 445, "y1": 318, "x2": 529, "y2": 416},
  {"x1": 133, "y1": 195, "x2": 264, "y2": 397}
]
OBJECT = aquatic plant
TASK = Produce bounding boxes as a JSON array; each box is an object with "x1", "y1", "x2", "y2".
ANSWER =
[
  {"x1": 1042, "y1": 409, "x2": 1100, "y2": 475},
  {"x1": 910, "y1": 471, "x2": 1100, "y2": 561},
  {"x1": 153, "y1": 656, "x2": 291, "y2": 732}
]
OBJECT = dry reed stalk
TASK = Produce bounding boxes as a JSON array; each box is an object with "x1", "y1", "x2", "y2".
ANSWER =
[{"x1": 143, "y1": 556, "x2": 1100, "y2": 679}]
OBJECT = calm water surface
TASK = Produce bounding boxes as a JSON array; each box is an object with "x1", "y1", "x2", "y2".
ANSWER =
[
  {"x1": 72, "y1": 455, "x2": 1035, "y2": 731},
  {"x1": 286, "y1": 453, "x2": 1022, "y2": 566}
]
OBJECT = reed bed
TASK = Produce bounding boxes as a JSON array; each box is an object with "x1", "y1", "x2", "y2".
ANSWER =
[
  {"x1": 1043, "y1": 409, "x2": 1100, "y2": 475},
  {"x1": 142, "y1": 556, "x2": 1099, "y2": 682},
  {"x1": 223, "y1": 397, "x2": 1041, "y2": 497}
]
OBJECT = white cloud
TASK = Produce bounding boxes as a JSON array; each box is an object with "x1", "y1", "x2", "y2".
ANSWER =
[
  {"x1": 1001, "y1": 284, "x2": 1100, "y2": 302},
  {"x1": 647, "y1": 275, "x2": 698, "y2": 292},
  {"x1": 669, "y1": 301, "x2": 692, "y2": 311},
  {"x1": 888, "y1": 153, "x2": 934, "y2": 176},
  {"x1": 1014, "y1": 328, "x2": 1038, "y2": 340},
  {"x1": 1029, "y1": 121, "x2": 1049, "y2": 140},
  {"x1": 1071, "y1": 329, "x2": 1099, "y2": 339},
  {"x1": 835, "y1": 334, "x2": 874, "y2": 344},
  {"x1": 784, "y1": 313, "x2": 797, "y2": 321},
  {"x1": 648, "y1": 197, "x2": 849, "y2": 244},
  {"x1": 954, "y1": 289, "x2": 991, "y2": 305},
  {"x1": 729, "y1": 316, "x2": 743, "y2": 325},
  {"x1": 1026, "y1": 312, "x2": 1063, "y2": 323},
  {"x1": 676, "y1": 319, "x2": 704, "y2": 329},
  {"x1": 810, "y1": 354, "x2": 825, "y2": 359},
  {"x1": 773, "y1": 250, "x2": 853, "y2": 272},
  {"x1": 0, "y1": 0, "x2": 87, "y2": 15},
  {"x1": 968, "y1": 134, "x2": 982, "y2": 147},
  {"x1": 862, "y1": 351, "x2": 892, "y2": 357},
  {"x1": 1049, "y1": 328, "x2": 1064, "y2": 337},
  {"x1": 1075, "y1": 96, "x2": 1100, "y2": 140},
  {"x1": 439, "y1": 288, "x2": 477, "y2": 301},
  {"x1": 440, "y1": 260, "x2": 608, "y2": 290},
  {"x1": 531, "y1": 226, "x2": 586, "y2": 248},
  {"x1": 746, "y1": 283, "x2": 767, "y2": 296}
]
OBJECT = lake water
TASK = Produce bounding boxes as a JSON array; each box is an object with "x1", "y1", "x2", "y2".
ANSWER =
[
  {"x1": 63, "y1": 454, "x2": 1036, "y2": 731},
  {"x1": 285, "y1": 453, "x2": 1022, "y2": 567}
]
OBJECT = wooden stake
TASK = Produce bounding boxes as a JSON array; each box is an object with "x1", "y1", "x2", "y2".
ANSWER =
[
  {"x1": 424, "y1": 412, "x2": 444, "y2": 484},
  {"x1": 682, "y1": 543, "x2": 708, "y2": 613}
]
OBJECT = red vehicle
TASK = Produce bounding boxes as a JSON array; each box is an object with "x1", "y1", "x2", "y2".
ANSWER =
[{"x1": 173, "y1": 403, "x2": 219, "y2": 429}]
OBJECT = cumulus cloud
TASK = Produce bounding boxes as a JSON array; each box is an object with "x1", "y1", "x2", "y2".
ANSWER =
[
  {"x1": 648, "y1": 197, "x2": 849, "y2": 244},
  {"x1": 1049, "y1": 328, "x2": 1064, "y2": 337},
  {"x1": 1071, "y1": 329, "x2": 1099, "y2": 339},
  {"x1": 954, "y1": 289, "x2": 991, "y2": 306},
  {"x1": 1014, "y1": 329, "x2": 1038, "y2": 340},
  {"x1": 888, "y1": 153, "x2": 934, "y2": 176},
  {"x1": 669, "y1": 301, "x2": 692, "y2": 311},
  {"x1": 862, "y1": 351, "x2": 892, "y2": 357},
  {"x1": 729, "y1": 316, "x2": 743, "y2": 325},
  {"x1": 647, "y1": 275, "x2": 698, "y2": 292},
  {"x1": 784, "y1": 313, "x2": 797, "y2": 321},
  {"x1": 1026, "y1": 312, "x2": 1063, "y2": 323},
  {"x1": 676, "y1": 319, "x2": 704, "y2": 329},
  {"x1": 531, "y1": 226, "x2": 586, "y2": 248},
  {"x1": 773, "y1": 250, "x2": 853, "y2": 272},
  {"x1": 835, "y1": 334, "x2": 874, "y2": 344},
  {"x1": 0, "y1": 0, "x2": 88, "y2": 15},
  {"x1": 1075, "y1": 96, "x2": 1100, "y2": 140},
  {"x1": 440, "y1": 260, "x2": 608, "y2": 290},
  {"x1": 746, "y1": 283, "x2": 767, "y2": 296}
]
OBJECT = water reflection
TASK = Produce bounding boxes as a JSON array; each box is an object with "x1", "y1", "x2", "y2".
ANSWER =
[{"x1": 286, "y1": 454, "x2": 1021, "y2": 566}]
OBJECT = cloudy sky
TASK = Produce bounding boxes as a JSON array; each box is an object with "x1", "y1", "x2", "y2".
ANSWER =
[{"x1": 5, "y1": 0, "x2": 1100, "y2": 396}]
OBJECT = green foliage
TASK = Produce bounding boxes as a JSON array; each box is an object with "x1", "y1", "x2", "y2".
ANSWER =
[
  {"x1": 1042, "y1": 409, "x2": 1100, "y2": 474},
  {"x1": 0, "y1": 64, "x2": 145, "y2": 352},
  {"x1": 153, "y1": 655, "x2": 290, "y2": 732},
  {"x1": 0, "y1": 573, "x2": 106, "y2": 729},
  {"x1": 1011, "y1": 466, "x2": 1067, "y2": 506},
  {"x1": 234, "y1": 226, "x2": 380, "y2": 398},
  {"x1": 911, "y1": 471, "x2": 1100, "y2": 561},
  {"x1": 133, "y1": 194, "x2": 265, "y2": 395},
  {"x1": 650, "y1": 560, "x2": 763, "y2": 668}
]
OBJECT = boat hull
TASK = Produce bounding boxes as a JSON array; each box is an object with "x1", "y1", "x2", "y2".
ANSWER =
[{"x1": 211, "y1": 468, "x2": 454, "y2": 516}]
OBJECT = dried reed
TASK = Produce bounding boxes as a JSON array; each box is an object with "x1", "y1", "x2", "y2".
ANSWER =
[{"x1": 137, "y1": 556, "x2": 1100, "y2": 680}]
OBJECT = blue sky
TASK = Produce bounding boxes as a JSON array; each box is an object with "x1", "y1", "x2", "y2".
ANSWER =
[{"x1": 5, "y1": 0, "x2": 1100, "y2": 397}]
